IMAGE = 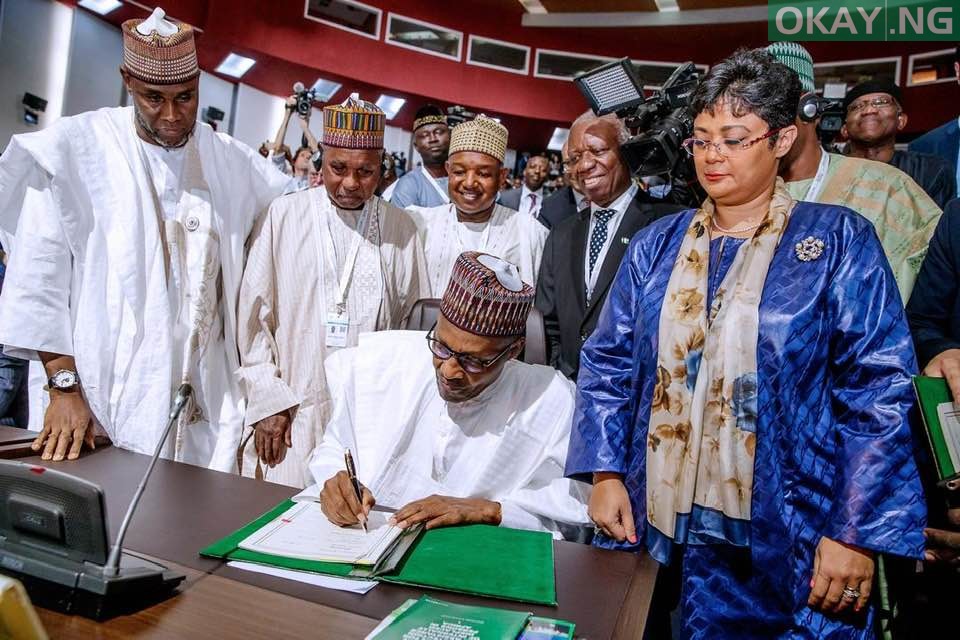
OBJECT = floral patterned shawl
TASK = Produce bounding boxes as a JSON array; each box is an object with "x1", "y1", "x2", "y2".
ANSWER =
[{"x1": 647, "y1": 178, "x2": 796, "y2": 547}]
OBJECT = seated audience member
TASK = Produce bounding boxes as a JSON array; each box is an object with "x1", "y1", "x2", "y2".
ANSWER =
[
  {"x1": 538, "y1": 139, "x2": 589, "y2": 230},
  {"x1": 500, "y1": 153, "x2": 549, "y2": 219},
  {"x1": 536, "y1": 111, "x2": 683, "y2": 380},
  {"x1": 909, "y1": 46, "x2": 960, "y2": 197},
  {"x1": 386, "y1": 105, "x2": 450, "y2": 207},
  {"x1": 310, "y1": 252, "x2": 591, "y2": 539},
  {"x1": 769, "y1": 42, "x2": 942, "y2": 300},
  {"x1": 842, "y1": 80, "x2": 955, "y2": 208},
  {"x1": 567, "y1": 48, "x2": 926, "y2": 639},
  {"x1": 407, "y1": 116, "x2": 547, "y2": 296},
  {"x1": 237, "y1": 94, "x2": 427, "y2": 488}
]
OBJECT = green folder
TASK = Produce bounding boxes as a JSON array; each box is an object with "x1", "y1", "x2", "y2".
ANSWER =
[
  {"x1": 200, "y1": 499, "x2": 558, "y2": 605},
  {"x1": 913, "y1": 376, "x2": 960, "y2": 484}
]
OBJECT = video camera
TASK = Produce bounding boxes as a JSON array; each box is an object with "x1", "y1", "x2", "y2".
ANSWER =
[
  {"x1": 574, "y1": 59, "x2": 703, "y2": 205},
  {"x1": 291, "y1": 81, "x2": 317, "y2": 118},
  {"x1": 446, "y1": 105, "x2": 477, "y2": 128}
]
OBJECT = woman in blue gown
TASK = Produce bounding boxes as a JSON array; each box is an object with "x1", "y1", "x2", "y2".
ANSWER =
[{"x1": 565, "y1": 49, "x2": 926, "y2": 639}]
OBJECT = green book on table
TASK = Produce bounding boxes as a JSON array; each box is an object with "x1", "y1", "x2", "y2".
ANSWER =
[
  {"x1": 200, "y1": 499, "x2": 558, "y2": 605},
  {"x1": 913, "y1": 375, "x2": 960, "y2": 488},
  {"x1": 366, "y1": 596, "x2": 575, "y2": 640}
]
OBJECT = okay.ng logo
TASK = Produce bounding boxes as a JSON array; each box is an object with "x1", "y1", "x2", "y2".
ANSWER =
[{"x1": 768, "y1": 0, "x2": 956, "y2": 41}]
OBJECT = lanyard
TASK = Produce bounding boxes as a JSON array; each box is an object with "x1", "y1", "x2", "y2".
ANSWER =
[
  {"x1": 421, "y1": 166, "x2": 450, "y2": 203},
  {"x1": 804, "y1": 150, "x2": 831, "y2": 203},
  {"x1": 452, "y1": 203, "x2": 494, "y2": 252},
  {"x1": 319, "y1": 197, "x2": 372, "y2": 312}
]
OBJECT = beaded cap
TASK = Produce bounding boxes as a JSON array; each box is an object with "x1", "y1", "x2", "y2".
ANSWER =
[
  {"x1": 122, "y1": 8, "x2": 199, "y2": 85},
  {"x1": 322, "y1": 93, "x2": 385, "y2": 150},
  {"x1": 440, "y1": 252, "x2": 534, "y2": 338},
  {"x1": 448, "y1": 115, "x2": 508, "y2": 163}
]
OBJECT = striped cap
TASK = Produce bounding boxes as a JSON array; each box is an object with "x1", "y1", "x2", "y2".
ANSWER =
[
  {"x1": 122, "y1": 8, "x2": 199, "y2": 85},
  {"x1": 766, "y1": 42, "x2": 815, "y2": 93},
  {"x1": 448, "y1": 116, "x2": 508, "y2": 163},
  {"x1": 440, "y1": 252, "x2": 534, "y2": 338},
  {"x1": 322, "y1": 94, "x2": 385, "y2": 150}
]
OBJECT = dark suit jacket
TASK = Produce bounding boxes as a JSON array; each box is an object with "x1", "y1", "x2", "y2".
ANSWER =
[
  {"x1": 498, "y1": 188, "x2": 521, "y2": 211},
  {"x1": 536, "y1": 191, "x2": 684, "y2": 379},
  {"x1": 909, "y1": 118, "x2": 959, "y2": 182},
  {"x1": 537, "y1": 185, "x2": 584, "y2": 230},
  {"x1": 907, "y1": 198, "x2": 960, "y2": 369}
]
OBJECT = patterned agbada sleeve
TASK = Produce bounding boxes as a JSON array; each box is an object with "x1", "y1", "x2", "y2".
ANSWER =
[
  {"x1": 565, "y1": 238, "x2": 647, "y2": 482},
  {"x1": 824, "y1": 225, "x2": 927, "y2": 559}
]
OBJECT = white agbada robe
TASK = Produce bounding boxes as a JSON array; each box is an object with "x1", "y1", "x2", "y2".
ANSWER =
[
  {"x1": 407, "y1": 203, "x2": 548, "y2": 296},
  {"x1": 0, "y1": 106, "x2": 289, "y2": 470},
  {"x1": 236, "y1": 188, "x2": 428, "y2": 488},
  {"x1": 305, "y1": 330, "x2": 591, "y2": 539}
]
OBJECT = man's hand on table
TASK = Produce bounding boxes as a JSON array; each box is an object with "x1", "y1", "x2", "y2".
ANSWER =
[
  {"x1": 320, "y1": 470, "x2": 375, "y2": 527},
  {"x1": 33, "y1": 389, "x2": 95, "y2": 461},
  {"x1": 391, "y1": 495, "x2": 502, "y2": 531}
]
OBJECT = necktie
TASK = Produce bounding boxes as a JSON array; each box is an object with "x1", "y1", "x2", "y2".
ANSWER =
[
  {"x1": 528, "y1": 193, "x2": 538, "y2": 215},
  {"x1": 588, "y1": 208, "x2": 617, "y2": 275}
]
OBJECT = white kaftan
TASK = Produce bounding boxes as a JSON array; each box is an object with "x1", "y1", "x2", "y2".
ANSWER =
[
  {"x1": 236, "y1": 188, "x2": 429, "y2": 487},
  {"x1": 407, "y1": 203, "x2": 548, "y2": 296},
  {"x1": 0, "y1": 106, "x2": 289, "y2": 470},
  {"x1": 307, "y1": 330, "x2": 591, "y2": 539}
]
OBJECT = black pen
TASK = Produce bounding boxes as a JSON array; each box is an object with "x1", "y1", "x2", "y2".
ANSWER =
[{"x1": 344, "y1": 449, "x2": 367, "y2": 533}]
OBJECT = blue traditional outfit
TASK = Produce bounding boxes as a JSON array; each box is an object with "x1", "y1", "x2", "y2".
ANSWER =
[
  {"x1": 387, "y1": 166, "x2": 450, "y2": 209},
  {"x1": 566, "y1": 183, "x2": 927, "y2": 639}
]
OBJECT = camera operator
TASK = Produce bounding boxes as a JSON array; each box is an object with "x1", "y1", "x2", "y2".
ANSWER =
[
  {"x1": 269, "y1": 92, "x2": 320, "y2": 192},
  {"x1": 535, "y1": 111, "x2": 683, "y2": 380}
]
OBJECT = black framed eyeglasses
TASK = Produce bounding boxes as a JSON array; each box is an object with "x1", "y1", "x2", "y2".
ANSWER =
[{"x1": 425, "y1": 325, "x2": 519, "y2": 374}]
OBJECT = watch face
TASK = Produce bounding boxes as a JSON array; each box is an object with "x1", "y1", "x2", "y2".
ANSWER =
[{"x1": 52, "y1": 370, "x2": 78, "y2": 388}]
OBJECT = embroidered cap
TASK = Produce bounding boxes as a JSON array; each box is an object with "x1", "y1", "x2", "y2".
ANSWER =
[
  {"x1": 440, "y1": 252, "x2": 534, "y2": 338},
  {"x1": 322, "y1": 93, "x2": 385, "y2": 150},
  {"x1": 122, "y1": 8, "x2": 199, "y2": 85},
  {"x1": 413, "y1": 104, "x2": 448, "y2": 131},
  {"x1": 448, "y1": 115, "x2": 508, "y2": 163},
  {"x1": 766, "y1": 42, "x2": 815, "y2": 93}
]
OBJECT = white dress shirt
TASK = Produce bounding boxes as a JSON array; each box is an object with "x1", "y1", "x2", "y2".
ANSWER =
[
  {"x1": 519, "y1": 184, "x2": 544, "y2": 218},
  {"x1": 583, "y1": 183, "x2": 638, "y2": 301}
]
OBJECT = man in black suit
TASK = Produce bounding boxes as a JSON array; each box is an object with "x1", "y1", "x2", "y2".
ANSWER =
[
  {"x1": 538, "y1": 139, "x2": 589, "y2": 230},
  {"x1": 500, "y1": 154, "x2": 549, "y2": 217},
  {"x1": 536, "y1": 112, "x2": 684, "y2": 379}
]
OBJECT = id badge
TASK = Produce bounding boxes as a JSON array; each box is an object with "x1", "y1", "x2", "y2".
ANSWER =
[{"x1": 325, "y1": 311, "x2": 349, "y2": 348}]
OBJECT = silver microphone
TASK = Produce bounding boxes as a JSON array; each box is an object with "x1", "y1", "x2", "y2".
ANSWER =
[
  {"x1": 292, "y1": 81, "x2": 305, "y2": 94},
  {"x1": 105, "y1": 384, "x2": 194, "y2": 575}
]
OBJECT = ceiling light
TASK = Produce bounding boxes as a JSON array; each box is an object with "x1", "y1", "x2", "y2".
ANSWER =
[
  {"x1": 78, "y1": 0, "x2": 123, "y2": 15},
  {"x1": 215, "y1": 53, "x2": 256, "y2": 79},
  {"x1": 376, "y1": 95, "x2": 406, "y2": 120},
  {"x1": 547, "y1": 127, "x2": 569, "y2": 151},
  {"x1": 311, "y1": 78, "x2": 342, "y2": 102}
]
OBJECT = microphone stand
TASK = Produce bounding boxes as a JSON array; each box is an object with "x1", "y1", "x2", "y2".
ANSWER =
[{"x1": 104, "y1": 383, "x2": 193, "y2": 576}]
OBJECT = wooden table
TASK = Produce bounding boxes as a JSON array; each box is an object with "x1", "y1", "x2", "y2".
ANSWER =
[
  {"x1": 0, "y1": 425, "x2": 37, "y2": 458},
  {"x1": 9, "y1": 447, "x2": 657, "y2": 639}
]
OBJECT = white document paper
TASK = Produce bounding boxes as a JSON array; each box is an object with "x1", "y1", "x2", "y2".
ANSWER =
[
  {"x1": 227, "y1": 561, "x2": 378, "y2": 594},
  {"x1": 238, "y1": 501, "x2": 402, "y2": 566},
  {"x1": 936, "y1": 402, "x2": 960, "y2": 469}
]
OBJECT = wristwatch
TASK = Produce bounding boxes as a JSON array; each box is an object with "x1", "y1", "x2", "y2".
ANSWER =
[{"x1": 46, "y1": 369, "x2": 79, "y2": 392}]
